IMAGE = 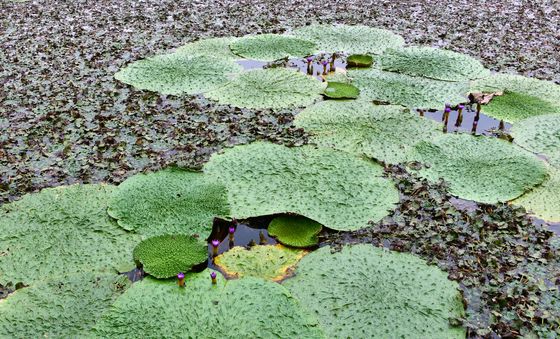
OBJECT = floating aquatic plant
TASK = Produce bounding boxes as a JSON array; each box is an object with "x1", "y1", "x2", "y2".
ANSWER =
[
  {"x1": 480, "y1": 91, "x2": 560, "y2": 123},
  {"x1": 283, "y1": 244, "x2": 466, "y2": 338},
  {"x1": 512, "y1": 167, "x2": 560, "y2": 222},
  {"x1": 107, "y1": 168, "x2": 230, "y2": 239},
  {"x1": 214, "y1": 245, "x2": 306, "y2": 281},
  {"x1": 323, "y1": 82, "x2": 360, "y2": 99},
  {"x1": 267, "y1": 216, "x2": 322, "y2": 248},
  {"x1": 133, "y1": 234, "x2": 208, "y2": 279},
  {"x1": 174, "y1": 37, "x2": 240, "y2": 60},
  {"x1": 230, "y1": 33, "x2": 317, "y2": 61},
  {"x1": 346, "y1": 54, "x2": 373, "y2": 68},
  {"x1": 510, "y1": 114, "x2": 560, "y2": 167},
  {"x1": 204, "y1": 142, "x2": 399, "y2": 231}
]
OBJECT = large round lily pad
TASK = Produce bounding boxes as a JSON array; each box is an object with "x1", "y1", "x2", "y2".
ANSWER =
[
  {"x1": 408, "y1": 133, "x2": 548, "y2": 203},
  {"x1": 114, "y1": 53, "x2": 242, "y2": 95},
  {"x1": 348, "y1": 68, "x2": 468, "y2": 109},
  {"x1": 206, "y1": 68, "x2": 325, "y2": 109},
  {"x1": 133, "y1": 234, "x2": 208, "y2": 278},
  {"x1": 295, "y1": 100, "x2": 441, "y2": 164},
  {"x1": 174, "y1": 37, "x2": 239, "y2": 60},
  {"x1": 511, "y1": 114, "x2": 560, "y2": 167},
  {"x1": 378, "y1": 46, "x2": 490, "y2": 81},
  {"x1": 481, "y1": 91, "x2": 560, "y2": 123},
  {"x1": 0, "y1": 273, "x2": 130, "y2": 338},
  {"x1": 230, "y1": 34, "x2": 316, "y2": 61},
  {"x1": 94, "y1": 272, "x2": 324, "y2": 338},
  {"x1": 323, "y1": 82, "x2": 360, "y2": 99},
  {"x1": 0, "y1": 185, "x2": 141, "y2": 285},
  {"x1": 204, "y1": 142, "x2": 399, "y2": 231},
  {"x1": 512, "y1": 167, "x2": 560, "y2": 222},
  {"x1": 283, "y1": 244, "x2": 466, "y2": 338},
  {"x1": 293, "y1": 24, "x2": 404, "y2": 54},
  {"x1": 214, "y1": 245, "x2": 306, "y2": 281},
  {"x1": 268, "y1": 216, "x2": 322, "y2": 248},
  {"x1": 107, "y1": 168, "x2": 230, "y2": 239}
]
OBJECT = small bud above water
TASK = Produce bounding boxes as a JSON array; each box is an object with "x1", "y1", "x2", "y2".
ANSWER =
[
  {"x1": 177, "y1": 272, "x2": 185, "y2": 287},
  {"x1": 210, "y1": 271, "x2": 217, "y2": 285},
  {"x1": 228, "y1": 226, "x2": 235, "y2": 242},
  {"x1": 211, "y1": 239, "x2": 220, "y2": 256}
]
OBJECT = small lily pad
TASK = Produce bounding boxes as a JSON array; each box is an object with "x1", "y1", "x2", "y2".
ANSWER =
[
  {"x1": 268, "y1": 216, "x2": 322, "y2": 248},
  {"x1": 346, "y1": 54, "x2": 373, "y2": 68},
  {"x1": 133, "y1": 234, "x2": 208, "y2": 279},
  {"x1": 323, "y1": 82, "x2": 360, "y2": 99},
  {"x1": 214, "y1": 245, "x2": 306, "y2": 281}
]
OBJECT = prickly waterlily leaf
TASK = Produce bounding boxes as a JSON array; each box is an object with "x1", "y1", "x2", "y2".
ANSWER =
[
  {"x1": 204, "y1": 142, "x2": 399, "y2": 231},
  {"x1": 378, "y1": 46, "x2": 490, "y2": 81},
  {"x1": 470, "y1": 73, "x2": 560, "y2": 107},
  {"x1": 323, "y1": 82, "x2": 360, "y2": 99},
  {"x1": 511, "y1": 114, "x2": 560, "y2": 167},
  {"x1": 481, "y1": 91, "x2": 560, "y2": 123},
  {"x1": 206, "y1": 68, "x2": 325, "y2": 109},
  {"x1": 114, "y1": 53, "x2": 242, "y2": 95},
  {"x1": 0, "y1": 273, "x2": 130, "y2": 338},
  {"x1": 0, "y1": 185, "x2": 141, "y2": 285},
  {"x1": 346, "y1": 54, "x2": 374, "y2": 67},
  {"x1": 107, "y1": 168, "x2": 230, "y2": 239},
  {"x1": 283, "y1": 244, "x2": 466, "y2": 338},
  {"x1": 348, "y1": 68, "x2": 468, "y2": 109},
  {"x1": 268, "y1": 216, "x2": 322, "y2": 248},
  {"x1": 295, "y1": 101, "x2": 441, "y2": 164},
  {"x1": 293, "y1": 24, "x2": 404, "y2": 54},
  {"x1": 94, "y1": 272, "x2": 324, "y2": 338},
  {"x1": 133, "y1": 234, "x2": 208, "y2": 278},
  {"x1": 408, "y1": 133, "x2": 548, "y2": 203},
  {"x1": 214, "y1": 245, "x2": 306, "y2": 281},
  {"x1": 230, "y1": 34, "x2": 316, "y2": 61},
  {"x1": 174, "y1": 37, "x2": 239, "y2": 60},
  {"x1": 513, "y1": 167, "x2": 560, "y2": 222}
]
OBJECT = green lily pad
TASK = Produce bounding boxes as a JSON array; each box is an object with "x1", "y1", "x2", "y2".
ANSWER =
[
  {"x1": 206, "y1": 68, "x2": 325, "y2": 109},
  {"x1": 94, "y1": 272, "x2": 324, "y2": 338},
  {"x1": 0, "y1": 273, "x2": 131, "y2": 338},
  {"x1": 470, "y1": 73, "x2": 560, "y2": 107},
  {"x1": 295, "y1": 100, "x2": 441, "y2": 164},
  {"x1": 283, "y1": 244, "x2": 466, "y2": 338},
  {"x1": 268, "y1": 216, "x2": 322, "y2": 248},
  {"x1": 107, "y1": 168, "x2": 230, "y2": 239},
  {"x1": 378, "y1": 46, "x2": 490, "y2": 81},
  {"x1": 346, "y1": 54, "x2": 374, "y2": 68},
  {"x1": 174, "y1": 37, "x2": 239, "y2": 60},
  {"x1": 511, "y1": 114, "x2": 560, "y2": 167},
  {"x1": 114, "y1": 53, "x2": 242, "y2": 95},
  {"x1": 512, "y1": 167, "x2": 560, "y2": 222},
  {"x1": 348, "y1": 68, "x2": 468, "y2": 109},
  {"x1": 0, "y1": 185, "x2": 141, "y2": 285},
  {"x1": 408, "y1": 133, "x2": 548, "y2": 203},
  {"x1": 481, "y1": 91, "x2": 560, "y2": 123},
  {"x1": 230, "y1": 34, "x2": 316, "y2": 61},
  {"x1": 204, "y1": 142, "x2": 399, "y2": 231},
  {"x1": 133, "y1": 234, "x2": 208, "y2": 278},
  {"x1": 323, "y1": 82, "x2": 360, "y2": 99},
  {"x1": 214, "y1": 245, "x2": 306, "y2": 281},
  {"x1": 293, "y1": 24, "x2": 404, "y2": 54}
]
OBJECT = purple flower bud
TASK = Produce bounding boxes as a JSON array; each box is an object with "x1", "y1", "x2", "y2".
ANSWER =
[
  {"x1": 321, "y1": 60, "x2": 328, "y2": 66},
  {"x1": 306, "y1": 57, "x2": 313, "y2": 63},
  {"x1": 229, "y1": 226, "x2": 235, "y2": 234},
  {"x1": 458, "y1": 104, "x2": 465, "y2": 110},
  {"x1": 211, "y1": 239, "x2": 220, "y2": 247},
  {"x1": 444, "y1": 107, "x2": 451, "y2": 113},
  {"x1": 210, "y1": 272, "x2": 217, "y2": 279},
  {"x1": 177, "y1": 272, "x2": 185, "y2": 279}
]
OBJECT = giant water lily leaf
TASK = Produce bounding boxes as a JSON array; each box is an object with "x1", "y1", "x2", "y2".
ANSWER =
[
  {"x1": 214, "y1": 245, "x2": 306, "y2": 281},
  {"x1": 206, "y1": 68, "x2": 325, "y2": 109},
  {"x1": 133, "y1": 234, "x2": 208, "y2": 278},
  {"x1": 268, "y1": 216, "x2": 322, "y2": 248},
  {"x1": 511, "y1": 114, "x2": 560, "y2": 166},
  {"x1": 204, "y1": 142, "x2": 399, "y2": 231},
  {"x1": 107, "y1": 168, "x2": 230, "y2": 239},
  {"x1": 174, "y1": 37, "x2": 239, "y2": 60},
  {"x1": 0, "y1": 185, "x2": 141, "y2": 285},
  {"x1": 408, "y1": 133, "x2": 548, "y2": 203},
  {"x1": 379, "y1": 46, "x2": 489, "y2": 81},
  {"x1": 230, "y1": 34, "x2": 316, "y2": 61},
  {"x1": 481, "y1": 91, "x2": 560, "y2": 123},
  {"x1": 0, "y1": 273, "x2": 130, "y2": 338},
  {"x1": 295, "y1": 101, "x2": 441, "y2": 164},
  {"x1": 293, "y1": 24, "x2": 404, "y2": 54},
  {"x1": 94, "y1": 272, "x2": 324, "y2": 338},
  {"x1": 348, "y1": 68, "x2": 468, "y2": 109},
  {"x1": 283, "y1": 244, "x2": 466, "y2": 338},
  {"x1": 470, "y1": 73, "x2": 560, "y2": 107},
  {"x1": 114, "y1": 53, "x2": 242, "y2": 95},
  {"x1": 513, "y1": 167, "x2": 560, "y2": 222}
]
